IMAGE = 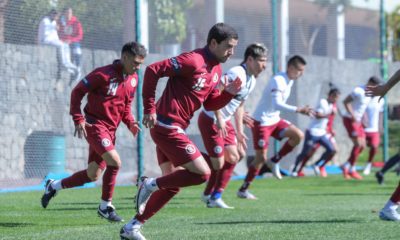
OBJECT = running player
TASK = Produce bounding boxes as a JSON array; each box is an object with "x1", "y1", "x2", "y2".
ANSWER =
[
  {"x1": 237, "y1": 55, "x2": 314, "y2": 199},
  {"x1": 199, "y1": 43, "x2": 267, "y2": 208},
  {"x1": 120, "y1": 23, "x2": 241, "y2": 239}
]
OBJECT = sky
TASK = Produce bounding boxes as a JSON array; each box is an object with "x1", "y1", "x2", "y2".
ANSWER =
[{"x1": 351, "y1": 0, "x2": 400, "y2": 12}]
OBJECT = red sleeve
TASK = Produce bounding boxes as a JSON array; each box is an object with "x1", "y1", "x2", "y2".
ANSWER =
[
  {"x1": 69, "y1": 72, "x2": 104, "y2": 125},
  {"x1": 203, "y1": 89, "x2": 234, "y2": 111},
  {"x1": 70, "y1": 20, "x2": 83, "y2": 42},
  {"x1": 142, "y1": 52, "x2": 197, "y2": 114},
  {"x1": 122, "y1": 82, "x2": 136, "y2": 128}
]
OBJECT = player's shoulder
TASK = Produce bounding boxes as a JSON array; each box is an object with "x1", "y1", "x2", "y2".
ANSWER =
[{"x1": 353, "y1": 85, "x2": 365, "y2": 94}]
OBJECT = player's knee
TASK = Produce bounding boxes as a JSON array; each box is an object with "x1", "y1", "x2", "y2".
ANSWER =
[
  {"x1": 87, "y1": 172, "x2": 100, "y2": 181},
  {"x1": 167, "y1": 187, "x2": 180, "y2": 195},
  {"x1": 200, "y1": 172, "x2": 211, "y2": 183}
]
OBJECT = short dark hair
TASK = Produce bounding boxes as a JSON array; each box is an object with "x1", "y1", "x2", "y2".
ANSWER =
[
  {"x1": 207, "y1": 23, "x2": 238, "y2": 45},
  {"x1": 49, "y1": 9, "x2": 57, "y2": 16},
  {"x1": 328, "y1": 88, "x2": 341, "y2": 96},
  {"x1": 368, "y1": 76, "x2": 381, "y2": 85},
  {"x1": 242, "y1": 43, "x2": 267, "y2": 63},
  {"x1": 121, "y1": 42, "x2": 147, "y2": 58},
  {"x1": 287, "y1": 55, "x2": 306, "y2": 67}
]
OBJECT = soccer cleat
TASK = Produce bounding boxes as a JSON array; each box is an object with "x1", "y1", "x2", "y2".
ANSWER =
[
  {"x1": 297, "y1": 171, "x2": 305, "y2": 177},
  {"x1": 312, "y1": 165, "x2": 320, "y2": 176},
  {"x1": 291, "y1": 171, "x2": 298, "y2": 177},
  {"x1": 341, "y1": 166, "x2": 351, "y2": 180},
  {"x1": 207, "y1": 198, "x2": 234, "y2": 209},
  {"x1": 319, "y1": 166, "x2": 328, "y2": 178},
  {"x1": 41, "y1": 179, "x2": 58, "y2": 208},
  {"x1": 266, "y1": 160, "x2": 282, "y2": 180},
  {"x1": 379, "y1": 208, "x2": 400, "y2": 221},
  {"x1": 375, "y1": 171, "x2": 384, "y2": 185},
  {"x1": 201, "y1": 194, "x2": 210, "y2": 204},
  {"x1": 97, "y1": 205, "x2": 124, "y2": 222},
  {"x1": 135, "y1": 176, "x2": 154, "y2": 215},
  {"x1": 120, "y1": 225, "x2": 146, "y2": 240},
  {"x1": 349, "y1": 171, "x2": 363, "y2": 180},
  {"x1": 237, "y1": 190, "x2": 258, "y2": 200},
  {"x1": 363, "y1": 163, "x2": 372, "y2": 175}
]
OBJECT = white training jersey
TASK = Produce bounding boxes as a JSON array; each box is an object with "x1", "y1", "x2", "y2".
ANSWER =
[
  {"x1": 38, "y1": 17, "x2": 60, "y2": 45},
  {"x1": 203, "y1": 64, "x2": 256, "y2": 121},
  {"x1": 253, "y1": 72, "x2": 296, "y2": 126},
  {"x1": 343, "y1": 85, "x2": 371, "y2": 122},
  {"x1": 308, "y1": 98, "x2": 333, "y2": 137},
  {"x1": 364, "y1": 96, "x2": 384, "y2": 133}
]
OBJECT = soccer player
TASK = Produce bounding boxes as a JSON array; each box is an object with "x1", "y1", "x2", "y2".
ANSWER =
[
  {"x1": 341, "y1": 76, "x2": 380, "y2": 180},
  {"x1": 375, "y1": 154, "x2": 400, "y2": 185},
  {"x1": 120, "y1": 23, "x2": 241, "y2": 240},
  {"x1": 366, "y1": 69, "x2": 400, "y2": 221},
  {"x1": 292, "y1": 87, "x2": 340, "y2": 177},
  {"x1": 237, "y1": 55, "x2": 313, "y2": 199},
  {"x1": 40, "y1": 42, "x2": 147, "y2": 222},
  {"x1": 199, "y1": 43, "x2": 268, "y2": 208},
  {"x1": 362, "y1": 94, "x2": 384, "y2": 175}
]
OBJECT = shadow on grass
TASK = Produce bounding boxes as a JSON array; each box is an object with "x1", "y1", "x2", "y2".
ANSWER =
[
  {"x1": 303, "y1": 193, "x2": 387, "y2": 196},
  {"x1": 46, "y1": 205, "x2": 134, "y2": 211},
  {"x1": 0, "y1": 222, "x2": 35, "y2": 228},
  {"x1": 197, "y1": 219, "x2": 363, "y2": 225}
]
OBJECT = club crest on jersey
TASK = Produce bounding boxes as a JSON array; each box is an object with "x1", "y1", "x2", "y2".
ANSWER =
[
  {"x1": 185, "y1": 144, "x2": 196, "y2": 155},
  {"x1": 131, "y1": 78, "x2": 137, "y2": 88},
  {"x1": 214, "y1": 146, "x2": 223, "y2": 154},
  {"x1": 258, "y1": 139, "x2": 265, "y2": 148},
  {"x1": 101, "y1": 138, "x2": 111, "y2": 147},
  {"x1": 213, "y1": 73, "x2": 219, "y2": 83}
]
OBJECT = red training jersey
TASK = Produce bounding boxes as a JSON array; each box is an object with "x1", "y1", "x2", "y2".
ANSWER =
[
  {"x1": 143, "y1": 47, "x2": 234, "y2": 129},
  {"x1": 327, "y1": 102, "x2": 337, "y2": 135},
  {"x1": 70, "y1": 60, "x2": 137, "y2": 131},
  {"x1": 58, "y1": 15, "x2": 83, "y2": 43}
]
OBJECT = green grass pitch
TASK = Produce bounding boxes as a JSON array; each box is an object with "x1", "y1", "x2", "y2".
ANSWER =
[{"x1": 1, "y1": 173, "x2": 399, "y2": 240}]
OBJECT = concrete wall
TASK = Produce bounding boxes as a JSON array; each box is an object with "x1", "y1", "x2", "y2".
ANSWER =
[{"x1": 1, "y1": 43, "x2": 400, "y2": 187}]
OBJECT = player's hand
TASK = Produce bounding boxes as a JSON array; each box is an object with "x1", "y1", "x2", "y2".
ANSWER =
[
  {"x1": 237, "y1": 131, "x2": 248, "y2": 151},
  {"x1": 243, "y1": 112, "x2": 254, "y2": 128},
  {"x1": 142, "y1": 113, "x2": 157, "y2": 128},
  {"x1": 129, "y1": 121, "x2": 141, "y2": 137},
  {"x1": 224, "y1": 77, "x2": 242, "y2": 95},
  {"x1": 297, "y1": 106, "x2": 315, "y2": 117},
  {"x1": 74, "y1": 122, "x2": 92, "y2": 139},
  {"x1": 216, "y1": 118, "x2": 227, "y2": 138},
  {"x1": 365, "y1": 84, "x2": 388, "y2": 102}
]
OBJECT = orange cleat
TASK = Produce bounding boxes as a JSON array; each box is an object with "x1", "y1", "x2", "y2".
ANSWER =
[
  {"x1": 319, "y1": 166, "x2": 328, "y2": 178},
  {"x1": 297, "y1": 171, "x2": 305, "y2": 177},
  {"x1": 349, "y1": 171, "x2": 363, "y2": 180},
  {"x1": 341, "y1": 166, "x2": 351, "y2": 180}
]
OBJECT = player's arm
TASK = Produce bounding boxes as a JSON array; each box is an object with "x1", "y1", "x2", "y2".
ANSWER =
[
  {"x1": 203, "y1": 76, "x2": 242, "y2": 111},
  {"x1": 343, "y1": 94, "x2": 356, "y2": 121},
  {"x1": 314, "y1": 100, "x2": 330, "y2": 119},
  {"x1": 271, "y1": 89, "x2": 313, "y2": 116},
  {"x1": 234, "y1": 102, "x2": 248, "y2": 150},
  {"x1": 215, "y1": 110, "x2": 227, "y2": 137},
  {"x1": 122, "y1": 89, "x2": 141, "y2": 137},
  {"x1": 142, "y1": 53, "x2": 196, "y2": 128},
  {"x1": 69, "y1": 73, "x2": 103, "y2": 138}
]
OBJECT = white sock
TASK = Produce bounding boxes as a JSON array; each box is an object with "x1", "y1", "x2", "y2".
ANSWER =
[
  {"x1": 350, "y1": 166, "x2": 356, "y2": 173},
  {"x1": 384, "y1": 200, "x2": 399, "y2": 211},
  {"x1": 146, "y1": 178, "x2": 159, "y2": 192},
  {"x1": 342, "y1": 162, "x2": 350, "y2": 169},
  {"x1": 51, "y1": 180, "x2": 63, "y2": 191},
  {"x1": 125, "y1": 218, "x2": 143, "y2": 230},
  {"x1": 100, "y1": 200, "x2": 112, "y2": 210}
]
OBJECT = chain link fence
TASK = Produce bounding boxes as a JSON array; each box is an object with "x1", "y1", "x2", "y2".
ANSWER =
[{"x1": 1, "y1": 0, "x2": 398, "y2": 191}]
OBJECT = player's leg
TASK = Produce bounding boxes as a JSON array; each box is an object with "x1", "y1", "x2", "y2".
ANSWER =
[
  {"x1": 341, "y1": 118, "x2": 364, "y2": 179},
  {"x1": 237, "y1": 122, "x2": 270, "y2": 199},
  {"x1": 97, "y1": 149, "x2": 125, "y2": 222},
  {"x1": 363, "y1": 132, "x2": 379, "y2": 175},
  {"x1": 267, "y1": 121, "x2": 304, "y2": 179},
  {"x1": 292, "y1": 131, "x2": 316, "y2": 176},
  {"x1": 379, "y1": 181, "x2": 400, "y2": 221},
  {"x1": 376, "y1": 153, "x2": 400, "y2": 184},
  {"x1": 41, "y1": 145, "x2": 103, "y2": 209},
  {"x1": 122, "y1": 159, "x2": 180, "y2": 240},
  {"x1": 208, "y1": 144, "x2": 239, "y2": 208},
  {"x1": 198, "y1": 111, "x2": 225, "y2": 203}
]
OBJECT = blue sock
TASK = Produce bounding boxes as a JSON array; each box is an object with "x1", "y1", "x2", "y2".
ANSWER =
[{"x1": 211, "y1": 191, "x2": 222, "y2": 200}]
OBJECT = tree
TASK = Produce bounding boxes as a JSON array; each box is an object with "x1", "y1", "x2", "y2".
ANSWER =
[
  {"x1": 388, "y1": 6, "x2": 400, "y2": 61},
  {"x1": 149, "y1": 0, "x2": 193, "y2": 44}
]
